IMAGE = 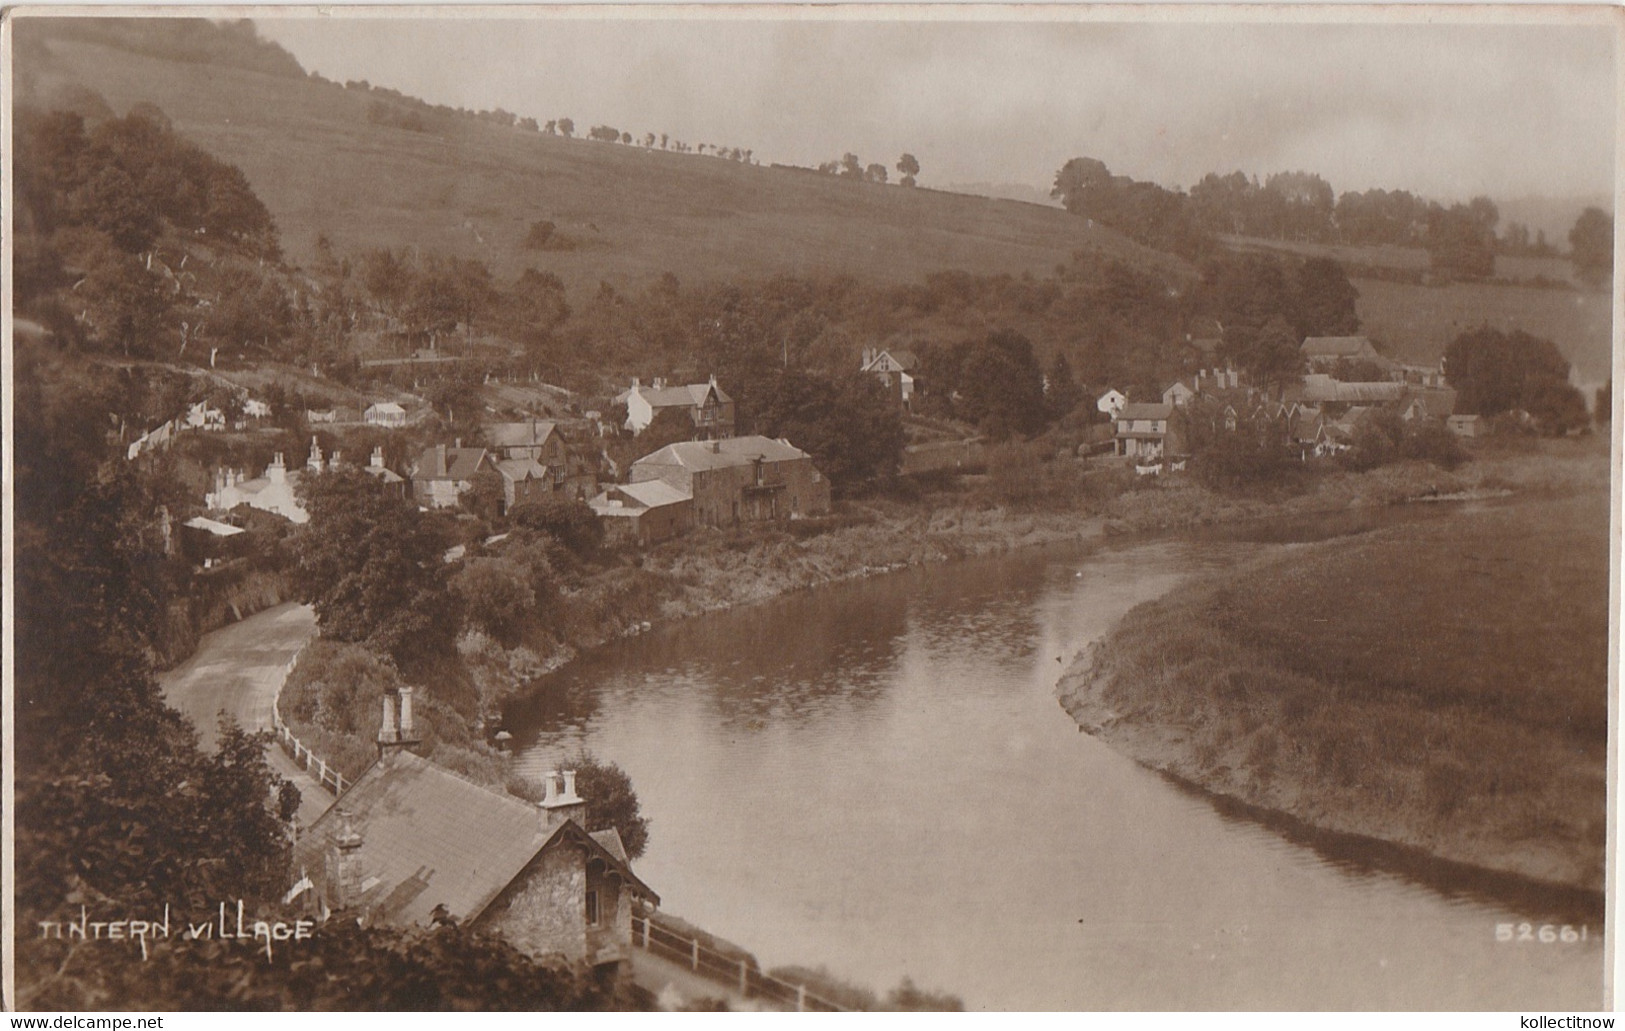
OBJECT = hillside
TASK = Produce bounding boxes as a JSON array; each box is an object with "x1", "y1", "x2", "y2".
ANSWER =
[
  {"x1": 1221, "y1": 236, "x2": 1612, "y2": 384},
  {"x1": 12, "y1": 23, "x2": 1186, "y2": 299}
]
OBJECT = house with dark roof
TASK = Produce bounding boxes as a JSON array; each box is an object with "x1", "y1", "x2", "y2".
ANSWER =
[
  {"x1": 615, "y1": 377, "x2": 735, "y2": 440},
  {"x1": 411, "y1": 445, "x2": 494, "y2": 509},
  {"x1": 860, "y1": 348, "x2": 923, "y2": 410},
  {"x1": 1114, "y1": 402, "x2": 1179, "y2": 459},
  {"x1": 290, "y1": 688, "x2": 658, "y2": 973},
  {"x1": 1301, "y1": 336, "x2": 1385, "y2": 370},
  {"x1": 487, "y1": 420, "x2": 597, "y2": 500},
  {"x1": 630, "y1": 435, "x2": 830, "y2": 527}
]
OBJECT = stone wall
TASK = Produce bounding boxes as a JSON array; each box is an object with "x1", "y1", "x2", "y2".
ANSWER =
[{"x1": 478, "y1": 844, "x2": 587, "y2": 962}]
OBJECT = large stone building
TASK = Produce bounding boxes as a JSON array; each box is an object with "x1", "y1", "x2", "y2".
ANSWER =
[
  {"x1": 291, "y1": 689, "x2": 658, "y2": 972},
  {"x1": 629, "y1": 436, "x2": 830, "y2": 527}
]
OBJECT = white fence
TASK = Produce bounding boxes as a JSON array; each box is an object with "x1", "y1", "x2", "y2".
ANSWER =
[
  {"x1": 631, "y1": 916, "x2": 847, "y2": 1011},
  {"x1": 270, "y1": 645, "x2": 347, "y2": 797}
]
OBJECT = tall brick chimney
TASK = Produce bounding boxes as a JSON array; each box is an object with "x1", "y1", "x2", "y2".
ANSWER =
[{"x1": 324, "y1": 808, "x2": 365, "y2": 911}]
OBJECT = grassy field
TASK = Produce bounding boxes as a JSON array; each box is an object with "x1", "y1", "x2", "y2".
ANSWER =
[
  {"x1": 1222, "y1": 234, "x2": 1589, "y2": 288},
  {"x1": 1353, "y1": 277, "x2": 1612, "y2": 384},
  {"x1": 15, "y1": 31, "x2": 1184, "y2": 298},
  {"x1": 1060, "y1": 486, "x2": 1610, "y2": 892}
]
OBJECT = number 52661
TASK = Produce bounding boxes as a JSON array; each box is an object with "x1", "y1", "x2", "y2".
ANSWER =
[{"x1": 1497, "y1": 923, "x2": 1586, "y2": 943}]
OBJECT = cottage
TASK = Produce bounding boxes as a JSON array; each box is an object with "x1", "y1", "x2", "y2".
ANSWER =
[
  {"x1": 1301, "y1": 336, "x2": 1384, "y2": 370},
  {"x1": 361, "y1": 446, "x2": 407, "y2": 497},
  {"x1": 1114, "y1": 402, "x2": 1175, "y2": 459},
  {"x1": 859, "y1": 348, "x2": 922, "y2": 410},
  {"x1": 1096, "y1": 389, "x2": 1127, "y2": 418},
  {"x1": 1161, "y1": 379, "x2": 1198, "y2": 407},
  {"x1": 290, "y1": 690, "x2": 658, "y2": 973},
  {"x1": 615, "y1": 377, "x2": 734, "y2": 439},
  {"x1": 1447, "y1": 414, "x2": 1484, "y2": 438},
  {"x1": 207, "y1": 446, "x2": 312, "y2": 524},
  {"x1": 630, "y1": 435, "x2": 830, "y2": 527},
  {"x1": 364, "y1": 401, "x2": 409, "y2": 428},
  {"x1": 487, "y1": 420, "x2": 597, "y2": 499},
  {"x1": 589, "y1": 480, "x2": 694, "y2": 545},
  {"x1": 496, "y1": 458, "x2": 553, "y2": 512},
  {"x1": 411, "y1": 445, "x2": 494, "y2": 509}
]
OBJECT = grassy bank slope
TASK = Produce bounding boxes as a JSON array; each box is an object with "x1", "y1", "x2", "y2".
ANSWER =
[
  {"x1": 14, "y1": 27, "x2": 1182, "y2": 295},
  {"x1": 1059, "y1": 491, "x2": 1610, "y2": 892}
]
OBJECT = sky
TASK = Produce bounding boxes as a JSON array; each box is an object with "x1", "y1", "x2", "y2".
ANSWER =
[{"x1": 253, "y1": 9, "x2": 1616, "y2": 206}]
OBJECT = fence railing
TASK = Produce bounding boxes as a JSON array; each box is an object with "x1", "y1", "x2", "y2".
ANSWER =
[
  {"x1": 631, "y1": 916, "x2": 847, "y2": 1012},
  {"x1": 270, "y1": 644, "x2": 347, "y2": 797}
]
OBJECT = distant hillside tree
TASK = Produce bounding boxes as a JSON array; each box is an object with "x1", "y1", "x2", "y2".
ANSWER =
[
  {"x1": 840, "y1": 153, "x2": 863, "y2": 178},
  {"x1": 897, "y1": 153, "x2": 920, "y2": 187},
  {"x1": 865, "y1": 163, "x2": 888, "y2": 184},
  {"x1": 557, "y1": 117, "x2": 574, "y2": 137},
  {"x1": 1569, "y1": 206, "x2": 1613, "y2": 284}
]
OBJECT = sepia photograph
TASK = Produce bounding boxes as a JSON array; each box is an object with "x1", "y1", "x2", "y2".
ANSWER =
[{"x1": 3, "y1": 4, "x2": 1618, "y2": 1013}]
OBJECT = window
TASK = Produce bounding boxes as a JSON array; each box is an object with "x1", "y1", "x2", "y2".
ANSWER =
[{"x1": 585, "y1": 890, "x2": 600, "y2": 926}]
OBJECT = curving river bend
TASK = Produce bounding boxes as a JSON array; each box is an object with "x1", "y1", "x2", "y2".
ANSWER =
[{"x1": 507, "y1": 508, "x2": 1604, "y2": 1010}]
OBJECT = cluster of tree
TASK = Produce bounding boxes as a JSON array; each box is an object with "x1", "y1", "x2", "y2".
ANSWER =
[
  {"x1": 1191, "y1": 254, "x2": 1362, "y2": 387},
  {"x1": 1052, "y1": 157, "x2": 1207, "y2": 259},
  {"x1": 814, "y1": 152, "x2": 919, "y2": 186},
  {"x1": 1569, "y1": 207, "x2": 1613, "y2": 284},
  {"x1": 1442, "y1": 327, "x2": 1590, "y2": 434},
  {"x1": 917, "y1": 331, "x2": 1049, "y2": 439}
]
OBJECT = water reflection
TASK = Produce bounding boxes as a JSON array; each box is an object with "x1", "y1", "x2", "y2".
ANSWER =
[{"x1": 506, "y1": 525, "x2": 1602, "y2": 1010}]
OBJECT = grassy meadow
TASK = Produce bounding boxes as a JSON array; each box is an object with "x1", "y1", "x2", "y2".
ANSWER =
[
  {"x1": 1060, "y1": 488, "x2": 1611, "y2": 893},
  {"x1": 15, "y1": 31, "x2": 1184, "y2": 297}
]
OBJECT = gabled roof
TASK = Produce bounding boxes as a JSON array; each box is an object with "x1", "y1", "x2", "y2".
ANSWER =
[
  {"x1": 488, "y1": 421, "x2": 558, "y2": 450},
  {"x1": 367, "y1": 401, "x2": 407, "y2": 415},
  {"x1": 634, "y1": 435, "x2": 812, "y2": 472},
  {"x1": 625, "y1": 381, "x2": 732, "y2": 410},
  {"x1": 496, "y1": 457, "x2": 550, "y2": 483},
  {"x1": 291, "y1": 752, "x2": 656, "y2": 927},
  {"x1": 862, "y1": 349, "x2": 920, "y2": 373},
  {"x1": 1118, "y1": 402, "x2": 1174, "y2": 421},
  {"x1": 1408, "y1": 388, "x2": 1458, "y2": 419},
  {"x1": 183, "y1": 516, "x2": 245, "y2": 537},
  {"x1": 415, "y1": 446, "x2": 490, "y2": 481},
  {"x1": 1301, "y1": 336, "x2": 1377, "y2": 358},
  {"x1": 598, "y1": 480, "x2": 691, "y2": 510}
]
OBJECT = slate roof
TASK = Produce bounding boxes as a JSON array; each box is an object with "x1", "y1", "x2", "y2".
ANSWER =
[
  {"x1": 415, "y1": 446, "x2": 490, "y2": 481},
  {"x1": 488, "y1": 421, "x2": 558, "y2": 450},
  {"x1": 183, "y1": 516, "x2": 245, "y2": 537},
  {"x1": 862, "y1": 349, "x2": 920, "y2": 372},
  {"x1": 620, "y1": 382, "x2": 732, "y2": 409},
  {"x1": 1408, "y1": 388, "x2": 1458, "y2": 419},
  {"x1": 1301, "y1": 336, "x2": 1378, "y2": 358},
  {"x1": 292, "y1": 752, "x2": 656, "y2": 926},
  {"x1": 634, "y1": 435, "x2": 812, "y2": 472},
  {"x1": 496, "y1": 457, "x2": 550, "y2": 483},
  {"x1": 594, "y1": 480, "x2": 691, "y2": 511},
  {"x1": 1117, "y1": 402, "x2": 1174, "y2": 421}
]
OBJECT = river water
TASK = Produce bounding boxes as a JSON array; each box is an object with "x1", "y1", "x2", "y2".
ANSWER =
[{"x1": 507, "y1": 508, "x2": 1605, "y2": 1010}]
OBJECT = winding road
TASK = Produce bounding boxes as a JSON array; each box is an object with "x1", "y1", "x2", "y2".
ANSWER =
[{"x1": 158, "y1": 602, "x2": 332, "y2": 825}]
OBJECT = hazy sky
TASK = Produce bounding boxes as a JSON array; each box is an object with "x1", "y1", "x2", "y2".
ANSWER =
[{"x1": 255, "y1": 10, "x2": 1616, "y2": 204}]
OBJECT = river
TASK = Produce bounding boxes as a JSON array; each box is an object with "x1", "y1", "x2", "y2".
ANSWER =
[{"x1": 506, "y1": 507, "x2": 1604, "y2": 1010}]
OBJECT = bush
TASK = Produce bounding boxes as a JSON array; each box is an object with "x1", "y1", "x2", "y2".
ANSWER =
[{"x1": 450, "y1": 556, "x2": 536, "y2": 645}]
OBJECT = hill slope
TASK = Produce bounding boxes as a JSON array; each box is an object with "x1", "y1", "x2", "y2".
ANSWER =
[{"x1": 13, "y1": 24, "x2": 1186, "y2": 297}]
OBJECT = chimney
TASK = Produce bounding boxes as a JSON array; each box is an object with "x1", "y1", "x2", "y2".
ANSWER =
[
  {"x1": 371, "y1": 446, "x2": 386, "y2": 469},
  {"x1": 632, "y1": 377, "x2": 641, "y2": 389},
  {"x1": 324, "y1": 808, "x2": 365, "y2": 911},
  {"x1": 399, "y1": 686, "x2": 416, "y2": 738},
  {"x1": 377, "y1": 688, "x2": 422, "y2": 761},
  {"x1": 862, "y1": 347, "x2": 875, "y2": 368},
  {"x1": 538, "y1": 769, "x2": 586, "y2": 833},
  {"x1": 653, "y1": 377, "x2": 665, "y2": 391},
  {"x1": 308, "y1": 436, "x2": 324, "y2": 474},
  {"x1": 455, "y1": 438, "x2": 462, "y2": 449},
  {"x1": 268, "y1": 453, "x2": 287, "y2": 484}
]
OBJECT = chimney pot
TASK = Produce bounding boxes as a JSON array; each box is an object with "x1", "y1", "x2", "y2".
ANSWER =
[
  {"x1": 542, "y1": 770, "x2": 561, "y2": 805},
  {"x1": 399, "y1": 686, "x2": 415, "y2": 737},
  {"x1": 378, "y1": 693, "x2": 399, "y2": 744},
  {"x1": 561, "y1": 769, "x2": 579, "y2": 802}
]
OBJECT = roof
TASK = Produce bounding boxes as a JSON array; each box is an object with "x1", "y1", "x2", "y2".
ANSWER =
[
  {"x1": 1291, "y1": 377, "x2": 1405, "y2": 405},
  {"x1": 862, "y1": 349, "x2": 920, "y2": 372},
  {"x1": 362, "y1": 464, "x2": 405, "y2": 485},
  {"x1": 1117, "y1": 402, "x2": 1174, "y2": 421},
  {"x1": 488, "y1": 421, "x2": 558, "y2": 450},
  {"x1": 496, "y1": 457, "x2": 550, "y2": 483},
  {"x1": 182, "y1": 516, "x2": 244, "y2": 537},
  {"x1": 625, "y1": 381, "x2": 732, "y2": 410},
  {"x1": 594, "y1": 480, "x2": 691, "y2": 510},
  {"x1": 1301, "y1": 336, "x2": 1377, "y2": 358},
  {"x1": 634, "y1": 435, "x2": 812, "y2": 473},
  {"x1": 1408, "y1": 388, "x2": 1458, "y2": 419},
  {"x1": 292, "y1": 752, "x2": 656, "y2": 927},
  {"x1": 415, "y1": 446, "x2": 489, "y2": 481},
  {"x1": 590, "y1": 828, "x2": 630, "y2": 865},
  {"x1": 367, "y1": 401, "x2": 407, "y2": 415}
]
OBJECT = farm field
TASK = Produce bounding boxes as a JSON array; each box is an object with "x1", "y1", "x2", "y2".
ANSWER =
[{"x1": 14, "y1": 31, "x2": 1185, "y2": 299}]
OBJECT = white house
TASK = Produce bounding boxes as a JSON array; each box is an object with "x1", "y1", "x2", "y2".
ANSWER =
[
  {"x1": 1096, "y1": 389, "x2": 1127, "y2": 418},
  {"x1": 365, "y1": 401, "x2": 408, "y2": 428}
]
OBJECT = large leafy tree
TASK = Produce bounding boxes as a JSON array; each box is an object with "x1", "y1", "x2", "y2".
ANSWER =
[
  {"x1": 292, "y1": 469, "x2": 457, "y2": 668},
  {"x1": 1443, "y1": 327, "x2": 1582, "y2": 432},
  {"x1": 1569, "y1": 206, "x2": 1613, "y2": 283},
  {"x1": 751, "y1": 369, "x2": 905, "y2": 490}
]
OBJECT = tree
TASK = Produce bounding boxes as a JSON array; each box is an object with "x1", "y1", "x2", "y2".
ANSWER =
[
  {"x1": 1443, "y1": 327, "x2": 1573, "y2": 421},
  {"x1": 1050, "y1": 157, "x2": 1114, "y2": 216},
  {"x1": 896, "y1": 153, "x2": 919, "y2": 188},
  {"x1": 840, "y1": 152, "x2": 862, "y2": 178},
  {"x1": 865, "y1": 163, "x2": 888, "y2": 184},
  {"x1": 750, "y1": 370, "x2": 905, "y2": 491},
  {"x1": 1294, "y1": 258, "x2": 1361, "y2": 337},
  {"x1": 1045, "y1": 352, "x2": 1084, "y2": 422},
  {"x1": 566, "y1": 750, "x2": 650, "y2": 860},
  {"x1": 1569, "y1": 206, "x2": 1613, "y2": 283},
  {"x1": 556, "y1": 117, "x2": 574, "y2": 138},
  {"x1": 508, "y1": 496, "x2": 603, "y2": 558},
  {"x1": 292, "y1": 469, "x2": 456, "y2": 669},
  {"x1": 934, "y1": 331, "x2": 1048, "y2": 440},
  {"x1": 451, "y1": 557, "x2": 536, "y2": 645}
]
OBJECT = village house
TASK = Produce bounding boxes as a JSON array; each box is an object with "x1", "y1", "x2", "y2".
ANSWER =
[
  {"x1": 364, "y1": 401, "x2": 409, "y2": 428},
  {"x1": 588, "y1": 480, "x2": 694, "y2": 545},
  {"x1": 207, "y1": 439, "x2": 321, "y2": 524},
  {"x1": 487, "y1": 420, "x2": 598, "y2": 499},
  {"x1": 1447, "y1": 414, "x2": 1484, "y2": 438},
  {"x1": 290, "y1": 690, "x2": 658, "y2": 974},
  {"x1": 411, "y1": 444, "x2": 494, "y2": 509},
  {"x1": 859, "y1": 348, "x2": 922, "y2": 411},
  {"x1": 1096, "y1": 389, "x2": 1127, "y2": 418},
  {"x1": 1114, "y1": 402, "x2": 1181, "y2": 459},
  {"x1": 630, "y1": 435, "x2": 830, "y2": 527},
  {"x1": 1301, "y1": 335, "x2": 1385, "y2": 371},
  {"x1": 496, "y1": 458, "x2": 553, "y2": 511},
  {"x1": 616, "y1": 377, "x2": 735, "y2": 439},
  {"x1": 361, "y1": 446, "x2": 407, "y2": 498}
]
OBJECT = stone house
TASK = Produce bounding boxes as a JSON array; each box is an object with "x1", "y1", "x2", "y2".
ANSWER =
[
  {"x1": 630, "y1": 436, "x2": 830, "y2": 528},
  {"x1": 616, "y1": 376, "x2": 735, "y2": 439},
  {"x1": 588, "y1": 480, "x2": 694, "y2": 545},
  {"x1": 290, "y1": 689, "x2": 658, "y2": 972},
  {"x1": 208, "y1": 448, "x2": 310, "y2": 524}
]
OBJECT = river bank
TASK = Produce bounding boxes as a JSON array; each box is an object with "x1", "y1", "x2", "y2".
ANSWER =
[
  {"x1": 461, "y1": 436, "x2": 1604, "y2": 710},
  {"x1": 1057, "y1": 479, "x2": 1609, "y2": 898}
]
